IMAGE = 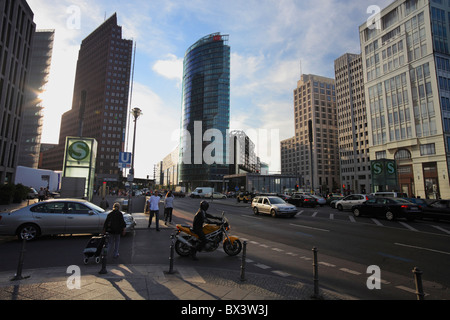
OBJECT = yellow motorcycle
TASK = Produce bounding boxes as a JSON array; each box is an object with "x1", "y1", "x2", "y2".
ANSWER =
[{"x1": 174, "y1": 212, "x2": 242, "y2": 257}]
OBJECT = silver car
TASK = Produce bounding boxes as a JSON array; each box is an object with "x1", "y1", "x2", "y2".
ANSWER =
[
  {"x1": 335, "y1": 194, "x2": 373, "y2": 211},
  {"x1": 0, "y1": 199, "x2": 136, "y2": 240},
  {"x1": 252, "y1": 196, "x2": 298, "y2": 218}
]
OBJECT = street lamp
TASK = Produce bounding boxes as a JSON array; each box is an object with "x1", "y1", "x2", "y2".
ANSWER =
[{"x1": 128, "y1": 107, "x2": 142, "y2": 213}]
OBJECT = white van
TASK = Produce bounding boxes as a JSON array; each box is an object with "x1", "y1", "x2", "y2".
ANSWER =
[
  {"x1": 190, "y1": 187, "x2": 214, "y2": 198},
  {"x1": 372, "y1": 192, "x2": 408, "y2": 198}
]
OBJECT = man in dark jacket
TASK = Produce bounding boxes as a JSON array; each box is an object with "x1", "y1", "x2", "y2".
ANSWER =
[
  {"x1": 103, "y1": 202, "x2": 126, "y2": 258},
  {"x1": 191, "y1": 201, "x2": 221, "y2": 260}
]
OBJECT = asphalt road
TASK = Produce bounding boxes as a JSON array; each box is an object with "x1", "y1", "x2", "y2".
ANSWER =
[{"x1": 0, "y1": 196, "x2": 449, "y2": 300}]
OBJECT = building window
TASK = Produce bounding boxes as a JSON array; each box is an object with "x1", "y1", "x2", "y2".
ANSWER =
[
  {"x1": 395, "y1": 149, "x2": 412, "y2": 160},
  {"x1": 420, "y1": 143, "x2": 436, "y2": 156}
]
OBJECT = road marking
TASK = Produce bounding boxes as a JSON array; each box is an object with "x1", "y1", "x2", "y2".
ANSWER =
[
  {"x1": 254, "y1": 263, "x2": 271, "y2": 270},
  {"x1": 290, "y1": 223, "x2": 330, "y2": 232},
  {"x1": 330, "y1": 213, "x2": 334, "y2": 220},
  {"x1": 396, "y1": 285, "x2": 430, "y2": 296},
  {"x1": 349, "y1": 215, "x2": 356, "y2": 223},
  {"x1": 300, "y1": 256, "x2": 312, "y2": 261},
  {"x1": 250, "y1": 241, "x2": 259, "y2": 245},
  {"x1": 312, "y1": 212, "x2": 318, "y2": 217},
  {"x1": 272, "y1": 270, "x2": 291, "y2": 277},
  {"x1": 298, "y1": 210, "x2": 304, "y2": 215},
  {"x1": 339, "y1": 268, "x2": 362, "y2": 275},
  {"x1": 259, "y1": 244, "x2": 269, "y2": 248},
  {"x1": 286, "y1": 252, "x2": 298, "y2": 256},
  {"x1": 431, "y1": 225, "x2": 450, "y2": 235},
  {"x1": 272, "y1": 248, "x2": 284, "y2": 252},
  {"x1": 371, "y1": 218, "x2": 383, "y2": 226},
  {"x1": 395, "y1": 243, "x2": 450, "y2": 256},
  {"x1": 319, "y1": 262, "x2": 336, "y2": 267},
  {"x1": 398, "y1": 222, "x2": 418, "y2": 232}
]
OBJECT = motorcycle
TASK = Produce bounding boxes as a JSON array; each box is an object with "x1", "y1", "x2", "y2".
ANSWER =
[{"x1": 174, "y1": 212, "x2": 242, "y2": 257}]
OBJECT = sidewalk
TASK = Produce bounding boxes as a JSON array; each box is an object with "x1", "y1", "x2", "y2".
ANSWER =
[{"x1": 0, "y1": 263, "x2": 354, "y2": 301}]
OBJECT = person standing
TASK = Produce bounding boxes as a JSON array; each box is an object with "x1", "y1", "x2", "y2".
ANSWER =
[
  {"x1": 164, "y1": 191, "x2": 175, "y2": 225},
  {"x1": 147, "y1": 191, "x2": 161, "y2": 231},
  {"x1": 102, "y1": 202, "x2": 126, "y2": 259}
]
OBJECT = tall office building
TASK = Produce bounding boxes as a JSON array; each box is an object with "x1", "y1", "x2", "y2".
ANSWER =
[
  {"x1": 334, "y1": 53, "x2": 371, "y2": 194},
  {"x1": 360, "y1": 0, "x2": 450, "y2": 198},
  {"x1": 18, "y1": 29, "x2": 54, "y2": 168},
  {"x1": 40, "y1": 14, "x2": 133, "y2": 185},
  {"x1": 179, "y1": 33, "x2": 231, "y2": 191},
  {"x1": 281, "y1": 74, "x2": 340, "y2": 194},
  {"x1": 0, "y1": 0, "x2": 35, "y2": 184}
]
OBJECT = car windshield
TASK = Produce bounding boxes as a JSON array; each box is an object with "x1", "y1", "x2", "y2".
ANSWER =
[
  {"x1": 268, "y1": 197, "x2": 285, "y2": 204},
  {"x1": 85, "y1": 202, "x2": 105, "y2": 213}
]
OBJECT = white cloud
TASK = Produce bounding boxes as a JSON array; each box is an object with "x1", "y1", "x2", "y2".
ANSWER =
[{"x1": 152, "y1": 54, "x2": 183, "y2": 84}]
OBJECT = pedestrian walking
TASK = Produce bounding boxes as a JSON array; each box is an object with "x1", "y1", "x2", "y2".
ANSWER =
[
  {"x1": 38, "y1": 187, "x2": 45, "y2": 202},
  {"x1": 164, "y1": 191, "x2": 174, "y2": 225},
  {"x1": 147, "y1": 191, "x2": 161, "y2": 231},
  {"x1": 102, "y1": 202, "x2": 126, "y2": 259}
]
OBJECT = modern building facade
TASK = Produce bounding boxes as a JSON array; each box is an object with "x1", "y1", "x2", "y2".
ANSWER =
[
  {"x1": 281, "y1": 74, "x2": 340, "y2": 194},
  {"x1": 334, "y1": 53, "x2": 371, "y2": 194},
  {"x1": 40, "y1": 14, "x2": 133, "y2": 186},
  {"x1": 179, "y1": 33, "x2": 231, "y2": 191},
  {"x1": 18, "y1": 29, "x2": 54, "y2": 168},
  {"x1": 360, "y1": 0, "x2": 450, "y2": 199},
  {"x1": 0, "y1": 0, "x2": 35, "y2": 184}
]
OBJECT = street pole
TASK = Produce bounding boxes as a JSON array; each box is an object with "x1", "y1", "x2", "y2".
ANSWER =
[{"x1": 128, "y1": 107, "x2": 142, "y2": 214}]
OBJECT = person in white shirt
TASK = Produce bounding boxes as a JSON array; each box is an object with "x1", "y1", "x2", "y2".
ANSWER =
[
  {"x1": 147, "y1": 191, "x2": 161, "y2": 231},
  {"x1": 164, "y1": 191, "x2": 175, "y2": 225}
]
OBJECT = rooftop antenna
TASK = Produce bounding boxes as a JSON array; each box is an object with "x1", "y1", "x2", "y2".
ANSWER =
[
  {"x1": 300, "y1": 60, "x2": 303, "y2": 79},
  {"x1": 104, "y1": 12, "x2": 107, "y2": 21}
]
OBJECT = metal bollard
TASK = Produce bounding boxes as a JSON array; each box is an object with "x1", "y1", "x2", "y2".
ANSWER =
[
  {"x1": 11, "y1": 234, "x2": 31, "y2": 281},
  {"x1": 240, "y1": 241, "x2": 247, "y2": 282},
  {"x1": 168, "y1": 233, "x2": 175, "y2": 274},
  {"x1": 312, "y1": 247, "x2": 320, "y2": 299},
  {"x1": 412, "y1": 267, "x2": 425, "y2": 300},
  {"x1": 99, "y1": 234, "x2": 109, "y2": 275}
]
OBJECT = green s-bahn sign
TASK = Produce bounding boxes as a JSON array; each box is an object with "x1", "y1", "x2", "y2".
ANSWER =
[{"x1": 371, "y1": 159, "x2": 398, "y2": 192}]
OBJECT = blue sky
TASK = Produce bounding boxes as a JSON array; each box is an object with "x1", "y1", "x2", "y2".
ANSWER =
[{"x1": 27, "y1": 0, "x2": 393, "y2": 179}]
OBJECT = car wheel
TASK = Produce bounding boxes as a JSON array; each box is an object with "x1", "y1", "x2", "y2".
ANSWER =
[
  {"x1": 385, "y1": 211, "x2": 395, "y2": 221},
  {"x1": 353, "y1": 208, "x2": 361, "y2": 217},
  {"x1": 17, "y1": 223, "x2": 40, "y2": 240},
  {"x1": 253, "y1": 207, "x2": 259, "y2": 215},
  {"x1": 271, "y1": 209, "x2": 277, "y2": 218},
  {"x1": 337, "y1": 204, "x2": 343, "y2": 211}
]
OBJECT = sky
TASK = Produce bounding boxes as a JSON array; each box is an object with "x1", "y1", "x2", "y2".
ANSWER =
[{"x1": 26, "y1": 0, "x2": 394, "y2": 179}]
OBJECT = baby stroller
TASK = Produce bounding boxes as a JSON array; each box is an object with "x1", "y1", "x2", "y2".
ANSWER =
[{"x1": 83, "y1": 235, "x2": 107, "y2": 264}]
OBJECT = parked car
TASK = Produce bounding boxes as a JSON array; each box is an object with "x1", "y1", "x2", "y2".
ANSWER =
[
  {"x1": 287, "y1": 194, "x2": 318, "y2": 207},
  {"x1": 252, "y1": 196, "x2": 298, "y2": 218},
  {"x1": 420, "y1": 199, "x2": 450, "y2": 222},
  {"x1": 206, "y1": 192, "x2": 227, "y2": 199},
  {"x1": 372, "y1": 192, "x2": 408, "y2": 198},
  {"x1": 335, "y1": 194, "x2": 373, "y2": 211},
  {"x1": 311, "y1": 195, "x2": 326, "y2": 206},
  {"x1": 27, "y1": 187, "x2": 38, "y2": 199},
  {"x1": 0, "y1": 199, "x2": 136, "y2": 240},
  {"x1": 405, "y1": 197, "x2": 429, "y2": 208},
  {"x1": 351, "y1": 197, "x2": 422, "y2": 221}
]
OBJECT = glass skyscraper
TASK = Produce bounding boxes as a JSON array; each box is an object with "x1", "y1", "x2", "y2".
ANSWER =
[{"x1": 179, "y1": 33, "x2": 230, "y2": 191}]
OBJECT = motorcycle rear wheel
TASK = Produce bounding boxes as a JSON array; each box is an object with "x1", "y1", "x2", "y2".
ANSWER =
[
  {"x1": 223, "y1": 239, "x2": 242, "y2": 256},
  {"x1": 175, "y1": 237, "x2": 192, "y2": 257}
]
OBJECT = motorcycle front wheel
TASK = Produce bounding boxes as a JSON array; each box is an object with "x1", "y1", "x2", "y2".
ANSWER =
[
  {"x1": 223, "y1": 239, "x2": 242, "y2": 256},
  {"x1": 175, "y1": 237, "x2": 192, "y2": 257}
]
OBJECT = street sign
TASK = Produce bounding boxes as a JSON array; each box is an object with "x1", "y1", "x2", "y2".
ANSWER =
[{"x1": 119, "y1": 152, "x2": 132, "y2": 169}]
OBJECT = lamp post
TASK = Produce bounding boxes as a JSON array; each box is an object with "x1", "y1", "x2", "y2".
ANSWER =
[{"x1": 128, "y1": 107, "x2": 142, "y2": 213}]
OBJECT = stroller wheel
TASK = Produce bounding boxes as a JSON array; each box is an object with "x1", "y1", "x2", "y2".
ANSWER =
[
  {"x1": 95, "y1": 256, "x2": 101, "y2": 264},
  {"x1": 83, "y1": 257, "x2": 89, "y2": 265}
]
